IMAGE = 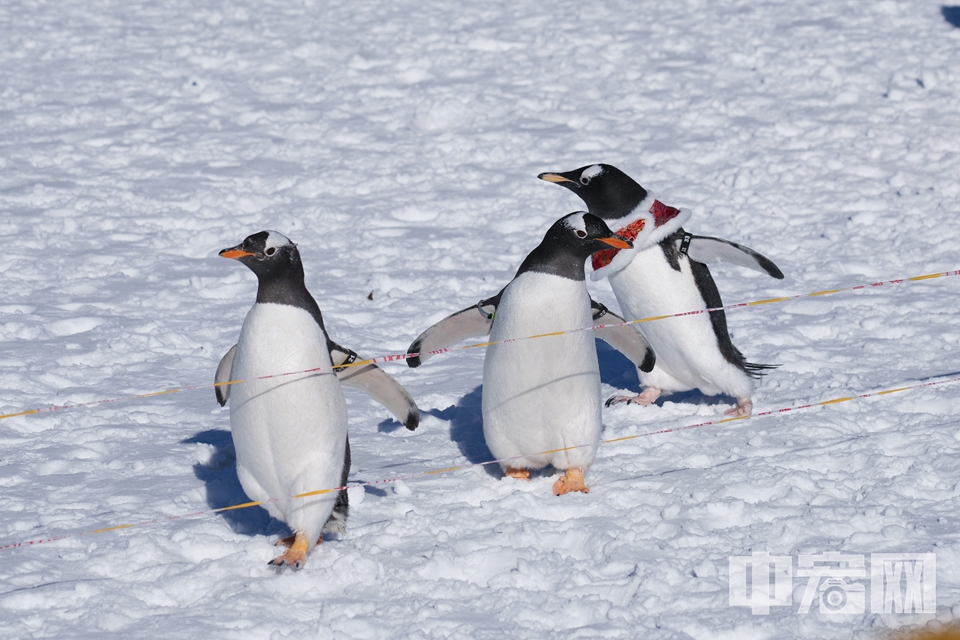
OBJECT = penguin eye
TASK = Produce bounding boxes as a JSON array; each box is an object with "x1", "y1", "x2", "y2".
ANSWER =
[
  {"x1": 576, "y1": 229, "x2": 587, "y2": 238},
  {"x1": 264, "y1": 247, "x2": 277, "y2": 257},
  {"x1": 580, "y1": 176, "x2": 590, "y2": 185}
]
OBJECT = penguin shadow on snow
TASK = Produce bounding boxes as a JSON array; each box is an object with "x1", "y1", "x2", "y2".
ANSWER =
[
  {"x1": 597, "y1": 339, "x2": 641, "y2": 391},
  {"x1": 426, "y1": 385, "x2": 500, "y2": 478},
  {"x1": 943, "y1": 6, "x2": 960, "y2": 28},
  {"x1": 596, "y1": 340, "x2": 738, "y2": 410},
  {"x1": 182, "y1": 429, "x2": 291, "y2": 539}
]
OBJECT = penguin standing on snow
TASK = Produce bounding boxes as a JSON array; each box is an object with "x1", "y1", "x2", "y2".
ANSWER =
[
  {"x1": 407, "y1": 213, "x2": 647, "y2": 495},
  {"x1": 218, "y1": 230, "x2": 352, "y2": 570},
  {"x1": 538, "y1": 164, "x2": 784, "y2": 417}
]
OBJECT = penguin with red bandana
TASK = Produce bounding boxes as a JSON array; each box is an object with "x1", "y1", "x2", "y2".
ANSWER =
[{"x1": 539, "y1": 164, "x2": 783, "y2": 417}]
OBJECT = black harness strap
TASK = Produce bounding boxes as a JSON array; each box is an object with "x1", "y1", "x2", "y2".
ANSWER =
[
  {"x1": 676, "y1": 228, "x2": 694, "y2": 256},
  {"x1": 476, "y1": 299, "x2": 495, "y2": 320},
  {"x1": 591, "y1": 300, "x2": 609, "y2": 321},
  {"x1": 332, "y1": 349, "x2": 358, "y2": 373}
]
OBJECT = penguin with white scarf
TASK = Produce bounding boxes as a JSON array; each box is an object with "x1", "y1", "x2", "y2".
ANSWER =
[{"x1": 539, "y1": 164, "x2": 783, "y2": 417}]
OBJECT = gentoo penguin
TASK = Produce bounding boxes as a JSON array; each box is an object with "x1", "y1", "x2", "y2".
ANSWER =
[
  {"x1": 218, "y1": 230, "x2": 351, "y2": 570},
  {"x1": 538, "y1": 164, "x2": 783, "y2": 417},
  {"x1": 407, "y1": 213, "x2": 646, "y2": 495}
]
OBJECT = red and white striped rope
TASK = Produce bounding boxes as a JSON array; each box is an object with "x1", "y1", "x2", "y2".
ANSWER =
[
  {"x1": 2, "y1": 269, "x2": 957, "y2": 423},
  {"x1": 2, "y1": 372, "x2": 958, "y2": 553}
]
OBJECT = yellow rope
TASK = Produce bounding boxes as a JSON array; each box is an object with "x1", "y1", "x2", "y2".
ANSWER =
[
  {"x1": 1, "y1": 269, "x2": 957, "y2": 422},
  {"x1": 3, "y1": 373, "x2": 957, "y2": 552}
]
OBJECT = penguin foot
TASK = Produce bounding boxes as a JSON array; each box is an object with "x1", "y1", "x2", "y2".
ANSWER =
[
  {"x1": 504, "y1": 467, "x2": 531, "y2": 481},
  {"x1": 724, "y1": 398, "x2": 752, "y2": 418},
  {"x1": 604, "y1": 387, "x2": 662, "y2": 407},
  {"x1": 268, "y1": 532, "x2": 311, "y2": 570},
  {"x1": 552, "y1": 468, "x2": 589, "y2": 496},
  {"x1": 275, "y1": 534, "x2": 323, "y2": 548}
]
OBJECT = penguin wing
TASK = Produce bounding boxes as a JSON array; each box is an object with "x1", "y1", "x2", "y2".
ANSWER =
[
  {"x1": 590, "y1": 301, "x2": 657, "y2": 373},
  {"x1": 330, "y1": 343, "x2": 420, "y2": 431},
  {"x1": 685, "y1": 235, "x2": 784, "y2": 279},
  {"x1": 406, "y1": 293, "x2": 501, "y2": 368},
  {"x1": 214, "y1": 344, "x2": 238, "y2": 406}
]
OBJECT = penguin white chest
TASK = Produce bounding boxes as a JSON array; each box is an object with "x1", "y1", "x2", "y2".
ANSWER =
[
  {"x1": 229, "y1": 303, "x2": 347, "y2": 539},
  {"x1": 482, "y1": 272, "x2": 601, "y2": 470},
  {"x1": 608, "y1": 247, "x2": 706, "y2": 319},
  {"x1": 608, "y1": 247, "x2": 750, "y2": 397}
]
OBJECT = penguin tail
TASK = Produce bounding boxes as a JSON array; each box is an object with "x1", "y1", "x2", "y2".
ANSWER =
[
  {"x1": 322, "y1": 482, "x2": 350, "y2": 535},
  {"x1": 322, "y1": 437, "x2": 351, "y2": 536},
  {"x1": 322, "y1": 501, "x2": 349, "y2": 535},
  {"x1": 743, "y1": 361, "x2": 779, "y2": 379},
  {"x1": 727, "y1": 345, "x2": 779, "y2": 379}
]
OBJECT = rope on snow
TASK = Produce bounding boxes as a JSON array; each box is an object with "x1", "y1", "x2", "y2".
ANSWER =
[
  {"x1": 2, "y1": 269, "x2": 957, "y2": 423},
  {"x1": 2, "y1": 372, "x2": 958, "y2": 553}
]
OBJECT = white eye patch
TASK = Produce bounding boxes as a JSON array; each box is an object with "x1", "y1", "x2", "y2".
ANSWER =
[
  {"x1": 263, "y1": 231, "x2": 293, "y2": 251},
  {"x1": 580, "y1": 165, "x2": 603, "y2": 181},
  {"x1": 560, "y1": 212, "x2": 589, "y2": 234}
]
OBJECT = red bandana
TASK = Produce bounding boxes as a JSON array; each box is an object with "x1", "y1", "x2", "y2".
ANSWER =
[{"x1": 591, "y1": 200, "x2": 681, "y2": 271}]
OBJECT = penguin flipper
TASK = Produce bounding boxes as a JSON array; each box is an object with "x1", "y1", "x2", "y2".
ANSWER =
[
  {"x1": 214, "y1": 344, "x2": 238, "y2": 406},
  {"x1": 330, "y1": 345, "x2": 421, "y2": 431},
  {"x1": 590, "y1": 302, "x2": 656, "y2": 373},
  {"x1": 685, "y1": 236, "x2": 784, "y2": 280},
  {"x1": 406, "y1": 294, "x2": 500, "y2": 368}
]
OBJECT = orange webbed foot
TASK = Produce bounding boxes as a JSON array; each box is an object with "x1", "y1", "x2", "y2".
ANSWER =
[
  {"x1": 275, "y1": 533, "x2": 323, "y2": 548},
  {"x1": 268, "y1": 532, "x2": 311, "y2": 570},
  {"x1": 504, "y1": 467, "x2": 531, "y2": 481},
  {"x1": 553, "y1": 468, "x2": 589, "y2": 496},
  {"x1": 724, "y1": 397, "x2": 752, "y2": 418}
]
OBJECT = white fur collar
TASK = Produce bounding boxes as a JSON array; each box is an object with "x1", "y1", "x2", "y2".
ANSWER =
[{"x1": 589, "y1": 191, "x2": 691, "y2": 280}]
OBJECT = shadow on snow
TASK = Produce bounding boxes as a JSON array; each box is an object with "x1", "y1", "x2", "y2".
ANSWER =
[
  {"x1": 426, "y1": 385, "x2": 499, "y2": 478},
  {"x1": 943, "y1": 6, "x2": 960, "y2": 28},
  {"x1": 181, "y1": 429, "x2": 289, "y2": 539}
]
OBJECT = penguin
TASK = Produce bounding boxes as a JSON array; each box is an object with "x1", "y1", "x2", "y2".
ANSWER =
[
  {"x1": 218, "y1": 230, "x2": 351, "y2": 570},
  {"x1": 538, "y1": 164, "x2": 784, "y2": 417},
  {"x1": 407, "y1": 213, "x2": 645, "y2": 495}
]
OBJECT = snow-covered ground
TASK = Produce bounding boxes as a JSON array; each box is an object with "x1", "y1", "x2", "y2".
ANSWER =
[{"x1": 2, "y1": 0, "x2": 960, "y2": 637}]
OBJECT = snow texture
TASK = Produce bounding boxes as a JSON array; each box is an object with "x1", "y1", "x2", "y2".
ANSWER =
[{"x1": 2, "y1": 0, "x2": 960, "y2": 638}]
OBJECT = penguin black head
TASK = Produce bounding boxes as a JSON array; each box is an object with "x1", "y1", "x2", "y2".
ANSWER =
[
  {"x1": 220, "y1": 231, "x2": 303, "y2": 282},
  {"x1": 516, "y1": 212, "x2": 633, "y2": 281},
  {"x1": 220, "y1": 231, "x2": 325, "y2": 323},
  {"x1": 550, "y1": 211, "x2": 634, "y2": 255},
  {"x1": 538, "y1": 164, "x2": 648, "y2": 221}
]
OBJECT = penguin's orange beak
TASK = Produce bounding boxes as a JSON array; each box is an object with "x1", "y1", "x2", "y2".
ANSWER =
[
  {"x1": 220, "y1": 248, "x2": 256, "y2": 259},
  {"x1": 599, "y1": 236, "x2": 632, "y2": 250},
  {"x1": 538, "y1": 172, "x2": 576, "y2": 184}
]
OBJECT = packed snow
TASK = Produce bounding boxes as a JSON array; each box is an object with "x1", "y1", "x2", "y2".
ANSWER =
[{"x1": 2, "y1": 0, "x2": 960, "y2": 638}]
